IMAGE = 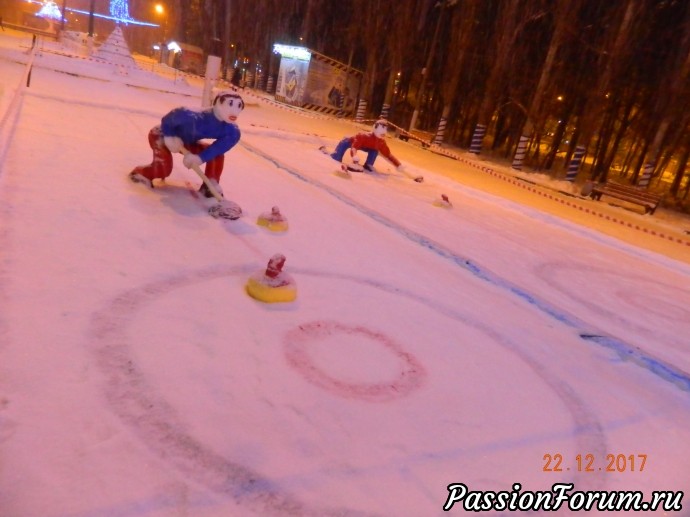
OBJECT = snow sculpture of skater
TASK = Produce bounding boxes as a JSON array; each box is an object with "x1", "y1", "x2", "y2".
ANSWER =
[
  {"x1": 129, "y1": 90, "x2": 244, "y2": 198},
  {"x1": 328, "y1": 119, "x2": 405, "y2": 173}
]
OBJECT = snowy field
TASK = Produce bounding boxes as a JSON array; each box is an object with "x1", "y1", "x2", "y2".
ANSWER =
[{"x1": 1, "y1": 29, "x2": 690, "y2": 516}]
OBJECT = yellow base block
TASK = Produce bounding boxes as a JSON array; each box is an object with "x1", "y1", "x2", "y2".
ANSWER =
[
  {"x1": 245, "y1": 276, "x2": 297, "y2": 303},
  {"x1": 333, "y1": 170, "x2": 352, "y2": 179},
  {"x1": 433, "y1": 200, "x2": 453, "y2": 208},
  {"x1": 257, "y1": 216, "x2": 289, "y2": 232}
]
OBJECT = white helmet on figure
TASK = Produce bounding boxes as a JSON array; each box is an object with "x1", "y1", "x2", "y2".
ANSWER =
[
  {"x1": 373, "y1": 119, "x2": 388, "y2": 138},
  {"x1": 213, "y1": 90, "x2": 245, "y2": 123}
]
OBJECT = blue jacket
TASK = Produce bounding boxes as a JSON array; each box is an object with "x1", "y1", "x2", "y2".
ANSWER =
[{"x1": 160, "y1": 107, "x2": 241, "y2": 163}]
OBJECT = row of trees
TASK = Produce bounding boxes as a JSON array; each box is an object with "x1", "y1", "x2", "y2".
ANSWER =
[{"x1": 128, "y1": 0, "x2": 690, "y2": 204}]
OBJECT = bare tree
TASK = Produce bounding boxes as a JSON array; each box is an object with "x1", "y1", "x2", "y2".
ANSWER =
[
  {"x1": 164, "y1": 0, "x2": 690, "y2": 207},
  {"x1": 513, "y1": 0, "x2": 580, "y2": 166},
  {"x1": 566, "y1": 1, "x2": 643, "y2": 181},
  {"x1": 467, "y1": 0, "x2": 525, "y2": 154}
]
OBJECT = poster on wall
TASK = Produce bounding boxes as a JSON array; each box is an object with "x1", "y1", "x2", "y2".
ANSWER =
[
  {"x1": 273, "y1": 44, "x2": 362, "y2": 114},
  {"x1": 274, "y1": 46, "x2": 311, "y2": 107},
  {"x1": 303, "y1": 57, "x2": 359, "y2": 115}
]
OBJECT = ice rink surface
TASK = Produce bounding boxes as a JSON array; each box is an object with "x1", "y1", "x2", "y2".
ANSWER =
[{"x1": 1, "y1": 31, "x2": 689, "y2": 516}]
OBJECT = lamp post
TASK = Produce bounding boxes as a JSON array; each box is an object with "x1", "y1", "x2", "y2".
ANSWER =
[
  {"x1": 154, "y1": 3, "x2": 167, "y2": 63},
  {"x1": 61, "y1": 0, "x2": 67, "y2": 31},
  {"x1": 222, "y1": 0, "x2": 231, "y2": 80},
  {"x1": 86, "y1": 0, "x2": 96, "y2": 54}
]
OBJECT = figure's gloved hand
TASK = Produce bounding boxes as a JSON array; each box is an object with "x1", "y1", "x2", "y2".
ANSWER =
[
  {"x1": 183, "y1": 153, "x2": 203, "y2": 169},
  {"x1": 163, "y1": 136, "x2": 184, "y2": 153}
]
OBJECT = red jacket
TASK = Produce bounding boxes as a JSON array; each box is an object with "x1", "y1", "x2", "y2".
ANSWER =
[{"x1": 348, "y1": 133, "x2": 401, "y2": 167}]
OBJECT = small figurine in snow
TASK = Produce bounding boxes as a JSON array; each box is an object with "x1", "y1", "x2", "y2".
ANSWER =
[
  {"x1": 328, "y1": 119, "x2": 404, "y2": 173},
  {"x1": 129, "y1": 90, "x2": 244, "y2": 197}
]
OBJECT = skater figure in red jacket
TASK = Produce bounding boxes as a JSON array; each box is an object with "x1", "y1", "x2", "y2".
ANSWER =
[{"x1": 328, "y1": 119, "x2": 405, "y2": 172}]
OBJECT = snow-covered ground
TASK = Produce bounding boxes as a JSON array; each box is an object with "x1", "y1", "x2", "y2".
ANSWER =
[{"x1": 1, "y1": 28, "x2": 689, "y2": 517}]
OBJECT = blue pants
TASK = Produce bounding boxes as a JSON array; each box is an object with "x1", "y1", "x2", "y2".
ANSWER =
[{"x1": 331, "y1": 138, "x2": 378, "y2": 167}]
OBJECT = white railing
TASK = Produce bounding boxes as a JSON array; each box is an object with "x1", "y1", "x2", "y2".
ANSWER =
[{"x1": 0, "y1": 43, "x2": 37, "y2": 172}]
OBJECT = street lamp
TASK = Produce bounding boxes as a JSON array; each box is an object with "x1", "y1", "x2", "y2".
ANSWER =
[
  {"x1": 154, "y1": 4, "x2": 166, "y2": 36},
  {"x1": 154, "y1": 3, "x2": 167, "y2": 63}
]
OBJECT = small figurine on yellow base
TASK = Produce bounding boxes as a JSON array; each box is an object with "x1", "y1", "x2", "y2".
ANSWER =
[
  {"x1": 257, "y1": 206, "x2": 289, "y2": 232},
  {"x1": 433, "y1": 194, "x2": 453, "y2": 208},
  {"x1": 245, "y1": 253, "x2": 297, "y2": 303}
]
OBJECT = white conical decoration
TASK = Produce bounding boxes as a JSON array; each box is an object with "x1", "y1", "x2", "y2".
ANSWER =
[{"x1": 94, "y1": 25, "x2": 137, "y2": 68}]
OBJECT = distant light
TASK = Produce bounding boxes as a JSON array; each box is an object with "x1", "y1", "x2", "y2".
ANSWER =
[
  {"x1": 37, "y1": 1, "x2": 62, "y2": 20},
  {"x1": 49, "y1": 0, "x2": 158, "y2": 26},
  {"x1": 167, "y1": 41, "x2": 181, "y2": 52},
  {"x1": 22, "y1": 0, "x2": 154, "y2": 26},
  {"x1": 109, "y1": 0, "x2": 132, "y2": 24},
  {"x1": 272, "y1": 44, "x2": 311, "y2": 61}
]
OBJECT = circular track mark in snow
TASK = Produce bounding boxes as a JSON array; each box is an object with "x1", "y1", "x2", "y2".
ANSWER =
[
  {"x1": 539, "y1": 262, "x2": 690, "y2": 323},
  {"x1": 284, "y1": 320, "x2": 426, "y2": 402}
]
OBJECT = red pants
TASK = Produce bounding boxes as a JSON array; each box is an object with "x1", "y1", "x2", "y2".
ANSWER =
[{"x1": 131, "y1": 126, "x2": 224, "y2": 181}]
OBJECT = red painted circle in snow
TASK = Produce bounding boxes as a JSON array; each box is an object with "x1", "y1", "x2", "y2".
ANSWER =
[{"x1": 284, "y1": 320, "x2": 426, "y2": 402}]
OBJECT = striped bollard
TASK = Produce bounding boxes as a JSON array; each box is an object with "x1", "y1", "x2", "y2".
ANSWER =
[
  {"x1": 355, "y1": 99, "x2": 367, "y2": 123},
  {"x1": 638, "y1": 162, "x2": 654, "y2": 188},
  {"x1": 266, "y1": 75, "x2": 275, "y2": 94},
  {"x1": 379, "y1": 103, "x2": 390, "y2": 120},
  {"x1": 565, "y1": 145, "x2": 586, "y2": 182},
  {"x1": 433, "y1": 117, "x2": 447, "y2": 146},
  {"x1": 469, "y1": 124, "x2": 486, "y2": 154},
  {"x1": 511, "y1": 135, "x2": 530, "y2": 170}
]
